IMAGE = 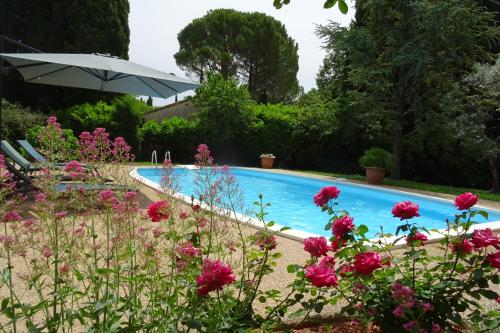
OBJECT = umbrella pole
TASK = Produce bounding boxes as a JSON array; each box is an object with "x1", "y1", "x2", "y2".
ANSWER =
[{"x1": 0, "y1": 36, "x2": 4, "y2": 140}]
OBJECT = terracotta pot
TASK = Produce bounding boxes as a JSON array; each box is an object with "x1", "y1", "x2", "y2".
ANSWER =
[
  {"x1": 365, "y1": 167, "x2": 386, "y2": 185},
  {"x1": 260, "y1": 157, "x2": 275, "y2": 169}
]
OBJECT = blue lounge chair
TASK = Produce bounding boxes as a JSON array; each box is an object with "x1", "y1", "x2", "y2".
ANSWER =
[
  {"x1": 1, "y1": 140, "x2": 41, "y2": 174},
  {"x1": 16, "y1": 139, "x2": 49, "y2": 163}
]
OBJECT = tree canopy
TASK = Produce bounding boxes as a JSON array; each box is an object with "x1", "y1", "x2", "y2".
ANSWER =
[
  {"x1": 174, "y1": 9, "x2": 300, "y2": 104},
  {"x1": 0, "y1": 0, "x2": 130, "y2": 110},
  {"x1": 317, "y1": 0, "x2": 500, "y2": 181}
]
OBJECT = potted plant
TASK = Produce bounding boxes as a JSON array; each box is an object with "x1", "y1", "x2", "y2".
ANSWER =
[
  {"x1": 260, "y1": 153, "x2": 276, "y2": 169},
  {"x1": 358, "y1": 148, "x2": 394, "y2": 185}
]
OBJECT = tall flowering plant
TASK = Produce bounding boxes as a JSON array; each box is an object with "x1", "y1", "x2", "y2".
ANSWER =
[{"x1": 285, "y1": 189, "x2": 500, "y2": 332}]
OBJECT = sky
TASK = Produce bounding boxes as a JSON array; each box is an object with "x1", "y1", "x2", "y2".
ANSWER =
[{"x1": 128, "y1": 0, "x2": 355, "y2": 105}]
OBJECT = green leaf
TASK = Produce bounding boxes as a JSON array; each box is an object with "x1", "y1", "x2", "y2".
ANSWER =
[
  {"x1": 258, "y1": 296, "x2": 267, "y2": 303},
  {"x1": 476, "y1": 210, "x2": 488, "y2": 220},
  {"x1": 357, "y1": 224, "x2": 368, "y2": 235},
  {"x1": 314, "y1": 302, "x2": 324, "y2": 313},
  {"x1": 185, "y1": 319, "x2": 203, "y2": 330},
  {"x1": 324, "y1": 0, "x2": 338, "y2": 9},
  {"x1": 338, "y1": 0, "x2": 348, "y2": 13},
  {"x1": 287, "y1": 264, "x2": 299, "y2": 273},
  {"x1": 266, "y1": 221, "x2": 275, "y2": 227},
  {"x1": 478, "y1": 289, "x2": 498, "y2": 300}
]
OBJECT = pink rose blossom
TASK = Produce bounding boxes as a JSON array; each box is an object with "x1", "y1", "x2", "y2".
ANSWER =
[
  {"x1": 353, "y1": 252, "x2": 382, "y2": 275},
  {"x1": 450, "y1": 238, "x2": 474, "y2": 254},
  {"x1": 147, "y1": 200, "x2": 170, "y2": 222},
  {"x1": 193, "y1": 204, "x2": 201, "y2": 211},
  {"x1": 454, "y1": 192, "x2": 478, "y2": 210},
  {"x1": 487, "y1": 251, "x2": 500, "y2": 269},
  {"x1": 332, "y1": 216, "x2": 355, "y2": 238},
  {"x1": 305, "y1": 264, "x2": 338, "y2": 288},
  {"x1": 338, "y1": 263, "x2": 354, "y2": 277},
  {"x1": 303, "y1": 237, "x2": 330, "y2": 257},
  {"x1": 319, "y1": 256, "x2": 335, "y2": 269},
  {"x1": 391, "y1": 283, "x2": 415, "y2": 303},
  {"x1": 313, "y1": 186, "x2": 340, "y2": 207},
  {"x1": 392, "y1": 201, "x2": 420, "y2": 220},
  {"x1": 471, "y1": 228, "x2": 500, "y2": 249},
  {"x1": 406, "y1": 232, "x2": 428, "y2": 245},
  {"x1": 196, "y1": 259, "x2": 236, "y2": 296}
]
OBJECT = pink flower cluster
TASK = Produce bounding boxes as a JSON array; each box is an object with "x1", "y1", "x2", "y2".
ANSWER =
[
  {"x1": 147, "y1": 200, "x2": 170, "y2": 222},
  {"x1": 64, "y1": 160, "x2": 86, "y2": 179},
  {"x1": 194, "y1": 144, "x2": 214, "y2": 166},
  {"x1": 392, "y1": 201, "x2": 420, "y2": 220},
  {"x1": 313, "y1": 186, "x2": 340, "y2": 207},
  {"x1": 177, "y1": 242, "x2": 202, "y2": 257},
  {"x1": 196, "y1": 258, "x2": 236, "y2": 296},
  {"x1": 470, "y1": 228, "x2": 500, "y2": 249},
  {"x1": 254, "y1": 231, "x2": 277, "y2": 251},
  {"x1": 303, "y1": 237, "x2": 330, "y2": 257},
  {"x1": 450, "y1": 238, "x2": 474, "y2": 254}
]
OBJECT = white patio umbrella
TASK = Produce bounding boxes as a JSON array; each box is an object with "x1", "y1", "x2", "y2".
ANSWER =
[{"x1": 0, "y1": 53, "x2": 199, "y2": 98}]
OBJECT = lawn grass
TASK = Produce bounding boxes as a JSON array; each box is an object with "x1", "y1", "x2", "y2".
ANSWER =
[{"x1": 294, "y1": 170, "x2": 500, "y2": 203}]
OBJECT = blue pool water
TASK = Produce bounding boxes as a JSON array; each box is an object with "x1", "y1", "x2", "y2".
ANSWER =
[{"x1": 137, "y1": 167, "x2": 500, "y2": 238}]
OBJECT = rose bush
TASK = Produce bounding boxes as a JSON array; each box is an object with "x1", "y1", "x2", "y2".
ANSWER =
[{"x1": 283, "y1": 187, "x2": 500, "y2": 332}]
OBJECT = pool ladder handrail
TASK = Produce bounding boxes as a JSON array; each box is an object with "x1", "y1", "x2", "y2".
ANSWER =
[
  {"x1": 151, "y1": 150, "x2": 158, "y2": 168},
  {"x1": 165, "y1": 151, "x2": 171, "y2": 163}
]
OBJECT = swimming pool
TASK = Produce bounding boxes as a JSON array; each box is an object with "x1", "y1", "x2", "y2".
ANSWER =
[{"x1": 134, "y1": 167, "x2": 500, "y2": 239}]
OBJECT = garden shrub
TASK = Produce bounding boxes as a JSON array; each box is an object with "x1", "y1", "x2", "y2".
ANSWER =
[{"x1": 0, "y1": 99, "x2": 45, "y2": 141}]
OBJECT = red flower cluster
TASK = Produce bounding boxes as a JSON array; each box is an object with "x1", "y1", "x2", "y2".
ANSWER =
[
  {"x1": 488, "y1": 251, "x2": 500, "y2": 269},
  {"x1": 313, "y1": 186, "x2": 340, "y2": 207},
  {"x1": 147, "y1": 200, "x2": 170, "y2": 222},
  {"x1": 454, "y1": 192, "x2": 478, "y2": 211},
  {"x1": 471, "y1": 228, "x2": 500, "y2": 249},
  {"x1": 196, "y1": 259, "x2": 236, "y2": 296},
  {"x1": 392, "y1": 201, "x2": 420, "y2": 220},
  {"x1": 303, "y1": 237, "x2": 330, "y2": 257},
  {"x1": 305, "y1": 264, "x2": 338, "y2": 288},
  {"x1": 353, "y1": 252, "x2": 382, "y2": 275},
  {"x1": 332, "y1": 216, "x2": 355, "y2": 239},
  {"x1": 64, "y1": 160, "x2": 86, "y2": 179},
  {"x1": 406, "y1": 231, "x2": 428, "y2": 245}
]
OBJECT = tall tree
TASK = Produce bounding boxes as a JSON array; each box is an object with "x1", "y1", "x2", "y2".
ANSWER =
[
  {"x1": 0, "y1": 0, "x2": 130, "y2": 110},
  {"x1": 317, "y1": 0, "x2": 499, "y2": 180},
  {"x1": 174, "y1": 9, "x2": 300, "y2": 104}
]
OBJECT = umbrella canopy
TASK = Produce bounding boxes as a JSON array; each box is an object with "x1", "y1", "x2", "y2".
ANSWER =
[{"x1": 0, "y1": 53, "x2": 199, "y2": 98}]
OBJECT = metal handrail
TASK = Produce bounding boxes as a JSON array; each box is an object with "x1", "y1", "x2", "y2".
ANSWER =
[{"x1": 151, "y1": 150, "x2": 158, "y2": 168}]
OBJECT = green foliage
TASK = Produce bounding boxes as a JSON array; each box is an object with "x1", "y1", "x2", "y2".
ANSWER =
[
  {"x1": 26, "y1": 125, "x2": 79, "y2": 161},
  {"x1": 272, "y1": 0, "x2": 349, "y2": 13},
  {"x1": 359, "y1": 148, "x2": 394, "y2": 170},
  {"x1": 1, "y1": 0, "x2": 130, "y2": 110},
  {"x1": 175, "y1": 9, "x2": 300, "y2": 103},
  {"x1": 0, "y1": 99, "x2": 45, "y2": 141},
  {"x1": 61, "y1": 95, "x2": 149, "y2": 152}
]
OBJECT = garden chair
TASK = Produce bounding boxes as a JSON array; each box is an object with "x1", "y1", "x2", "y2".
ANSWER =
[
  {"x1": 16, "y1": 139, "x2": 51, "y2": 164},
  {"x1": 4, "y1": 158, "x2": 137, "y2": 195},
  {"x1": 1, "y1": 140, "x2": 41, "y2": 175}
]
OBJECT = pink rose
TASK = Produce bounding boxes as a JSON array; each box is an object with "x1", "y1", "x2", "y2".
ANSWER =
[
  {"x1": 392, "y1": 305, "x2": 405, "y2": 318},
  {"x1": 196, "y1": 259, "x2": 236, "y2": 296},
  {"x1": 392, "y1": 201, "x2": 420, "y2": 220},
  {"x1": 454, "y1": 192, "x2": 478, "y2": 210},
  {"x1": 406, "y1": 231, "x2": 428, "y2": 245},
  {"x1": 402, "y1": 321, "x2": 417, "y2": 332},
  {"x1": 305, "y1": 264, "x2": 338, "y2": 287},
  {"x1": 487, "y1": 251, "x2": 500, "y2": 269},
  {"x1": 333, "y1": 216, "x2": 355, "y2": 238},
  {"x1": 313, "y1": 186, "x2": 340, "y2": 207},
  {"x1": 471, "y1": 228, "x2": 500, "y2": 249},
  {"x1": 353, "y1": 252, "x2": 382, "y2": 275},
  {"x1": 450, "y1": 238, "x2": 474, "y2": 254},
  {"x1": 319, "y1": 256, "x2": 335, "y2": 269},
  {"x1": 147, "y1": 200, "x2": 170, "y2": 222},
  {"x1": 303, "y1": 237, "x2": 330, "y2": 257}
]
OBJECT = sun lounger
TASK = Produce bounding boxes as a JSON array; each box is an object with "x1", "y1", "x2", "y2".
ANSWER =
[{"x1": 1, "y1": 140, "x2": 41, "y2": 174}]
